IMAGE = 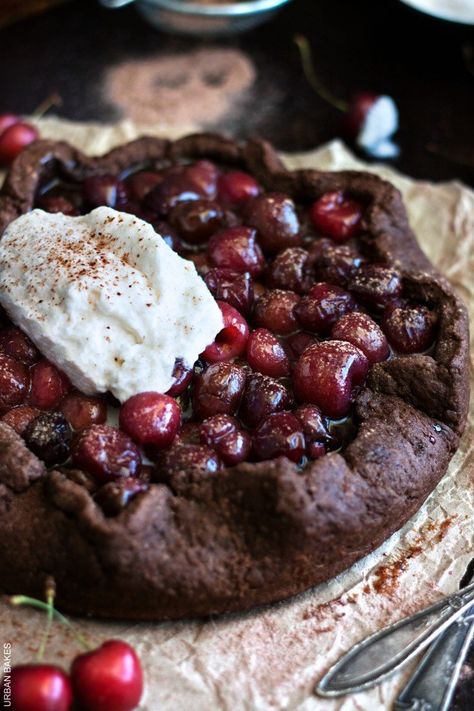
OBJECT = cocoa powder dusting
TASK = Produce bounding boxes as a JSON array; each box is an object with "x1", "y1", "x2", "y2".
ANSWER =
[{"x1": 106, "y1": 49, "x2": 256, "y2": 127}]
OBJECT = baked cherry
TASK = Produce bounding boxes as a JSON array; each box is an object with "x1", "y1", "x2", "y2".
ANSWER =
[
  {"x1": 38, "y1": 195, "x2": 79, "y2": 216},
  {"x1": 24, "y1": 411, "x2": 72, "y2": 466},
  {"x1": 166, "y1": 358, "x2": 193, "y2": 397},
  {"x1": 285, "y1": 331, "x2": 316, "y2": 361},
  {"x1": 267, "y1": 247, "x2": 312, "y2": 293},
  {"x1": 0, "y1": 353, "x2": 30, "y2": 411},
  {"x1": 94, "y1": 477, "x2": 149, "y2": 516},
  {"x1": 217, "y1": 170, "x2": 261, "y2": 206},
  {"x1": 193, "y1": 361, "x2": 247, "y2": 419},
  {"x1": 204, "y1": 268, "x2": 254, "y2": 315},
  {"x1": 158, "y1": 443, "x2": 222, "y2": 476},
  {"x1": 253, "y1": 289, "x2": 300, "y2": 335},
  {"x1": 246, "y1": 328, "x2": 290, "y2": 378},
  {"x1": 246, "y1": 192, "x2": 300, "y2": 253},
  {"x1": 82, "y1": 175, "x2": 128, "y2": 209},
  {"x1": 120, "y1": 391, "x2": 181, "y2": 448},
  {"x1": 29, "y1": 359, "x2": 71, "y2": 410},
  {"x1": 127, "y1": 170, "x2": 163, "y2": 202},
  {"x1": 308, "y1": 238, "x2": 363, "y2": 286},
  {"x1": 331, "y1": 312, "x2": 390, "y2": 364},
  {"x1": 169, "y1": 199, "x2": 224, "y2": 244},
  {"x1": 1, "y1": 404, "x2": 39, "y2": 435},
  {"x1": 1, "y1": 664, "x2": 73, "y2": 711},
  {"x1": 0, "y1": 122, "x2": 39, "y2": 165},
  {"x1": 71, "y1": 640, "x2": 143, "y2": 711},
  {"x1": 253, "y1": 411, "x2": 305, "y2": 463},
  {"x1": 239, "y1": 373, "x2": 293, "y2": 428},
  {"x1": 202, "y1": 301, "x2": 249, "y2": 363},
  {"x1": 382, "y1": 300, "x2": 437, "y2": 354},
  {"x1": 293, "y1": 340, "x2": 369, "y2": 418},
  {"x1": 145, "y1": 171, "x2": 204, "y2": 215},
  {"x1": 60, "y1": 393, "x2": 107, "y2": 430},
  {"x1": 72, "y1": 425, "x2": 141, "y2": 483},
  {"x1": 184, "y1": 160, "x2": 219, "y2": 199},
  {"x1": 295, "y1": 282, "x2": 358, "y2": 334},
  {"x1": 348, "y1": 264, "x2": 402, "y2": 308},
  {"x1": 151, "y1": 220, "x2": 184, "y2": 253},
  {"x1": 0, "y1": 325, "x2": 39, "y2": 364},
  {"x1": 294, "y1": 404, "x2": 331, "y2": 458},
  {"x1": 207, "y1": 226, "x2": 264, "y2": 276},
  {"x1": 200, "y1": 414, "x2": 251, "y2": 466},
  {"x1": 310, "y1": 191, "x2": 363, "y2": 242}
]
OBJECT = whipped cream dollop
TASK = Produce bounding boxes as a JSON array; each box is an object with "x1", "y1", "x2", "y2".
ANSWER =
[{"x1": 0, "y1": 207, "x2": 224, "y2": 402}]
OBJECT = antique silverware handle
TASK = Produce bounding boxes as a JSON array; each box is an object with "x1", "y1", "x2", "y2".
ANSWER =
[
  {"x1": 394, "y1": 603, "x2": 474, "y2": 711},
  {"x1": 316, "y1": 580, "x2": 474, "y2": 697},
  {"x1": 98, "y1": 0, "x2": 135, "y2": 8}
]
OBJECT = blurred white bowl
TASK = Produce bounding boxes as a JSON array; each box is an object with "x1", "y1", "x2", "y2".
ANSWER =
[{"x1": 399, "y1": 0, "x2": 474, "y2": 24}]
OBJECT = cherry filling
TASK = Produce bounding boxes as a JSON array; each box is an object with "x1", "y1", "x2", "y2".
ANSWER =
[{"x1": 0, "y1": 157, "x2": 440, "y2": 510}]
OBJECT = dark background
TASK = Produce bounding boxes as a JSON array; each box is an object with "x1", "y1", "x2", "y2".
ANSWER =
[
  {"x1": 0, "y1": 0, "x2": 473, "y2": 707},
  {"x1": 0, "y1": 0, "x2": 473, "y2": 184}
]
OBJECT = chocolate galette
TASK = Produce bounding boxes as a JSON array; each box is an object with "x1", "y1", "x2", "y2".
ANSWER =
[{"x1": 0, "y1": 134, "x2": 469, "y2": 619}]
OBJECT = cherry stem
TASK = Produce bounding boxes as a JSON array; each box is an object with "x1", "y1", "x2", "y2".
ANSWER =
[
  {"x1": 7, "y1": 595, "x2": 92, "y2": 651},
  {"x1": 36, "y1": 586, "x2": 54, "y2": 662},
  {"x1": 32, "y1": 92, "x2": 63, "y2": 120},
  {"x1": 294, "y1": 35, "x2": 349, "y2": 113}
]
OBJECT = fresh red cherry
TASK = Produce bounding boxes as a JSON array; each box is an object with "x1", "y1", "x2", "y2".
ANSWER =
[
  {"x1": 166, "y1": 358, "x2": 193, "y2": 397},
  {"x1": 202, "y1": 301, "x2": 249, "y2": 363},
  {"x1": 0, "y1": 113, "x2": 19, "y2": 136},
  {"x1": 169, "y1": 199, "x2": 224, "y2": 244},
  {"x1": 349, "y1": 264, "x2": 402, "y2": 309},
  {"x1": 310, "y1": 191, "x2": 363, "y2": 242},
  {"x1": 0, "y1": 353, "x2": 30, "y2": 411},
  {"x1": 1, "y1": 404, "x2": 39, "y2": 435},
  {"x1": 0, "y1": 122, "x2": 39, "y2": 165},
  {"x1": 293, "y1": 340, "x2": 369, "y2": 418},
  {"x1": 217, "y1": 170, "x2": 261, "y2": 206},
  {"x1": 308, "y1": 238, "x2": 363, "y2": 286},
  {"x1": 295, "y1": 282, "x2": 358, "y2": 334},
  {"x1": 1, "y1": 664, "x2": 73, "y2": 711},
  {"x1": 200, "y1": 414, "x2": 251, "y2": 466},
  {"x1": 82, "y1": 175, "x2": 128, "y2": 209},
  {"x1": 61, "y1": 393, "x2": 107, "y2": 430},
  {"x1": 246, "y1": 192, "x2": 301, "y2": 253},
  {"x1": 343, "y1": 92, "x2": 378, "y2": 139},
  {"x1": 119, "y1": 391, "x2": 181, "y2": 448},
  {"x1": 331, "y1": 312, "x2": 390, "y2": 364},
  {"x1": 29, "y1": 359, "x2": 71, "y2": 410},
  {"x1": 246, "y1": 328, "x2": 290, "y2": 378},
  {"x1": 193, "y1": 361, "x2": 247, "y2": 419},
  {"x1": 253, "y1": 411, "x2": 305, "y2": 463},
  {"x1": 253, "y1": 289, "x2": 300, "y2": 335},
  {"x1": 205, "y1": 268, "x2": 254, "y2": 315},
  {"x1": 71, "y1": 640, "x2": 143, "y2": 711},
  {"x1": 38, "y1": 194, "x2": 79, "y2": 216},
  {"x1": 72, "y1": 425, "x2": 141, "y2": 483},
  {"x1": 0, "y1": 325, "x2": 39, "y2": 364},
  {"x1": 239, "y1": 373, "x2": 293, "y2": 428},
  {"x1": 267, "y1": 247, "x2": 312, "y2": 293},
  {"x1": 207, "y1": 226, "x2": 264, "y2": 276},
  {"x1": 382, "y1": 300, "x2": 437, "y2": 354}
]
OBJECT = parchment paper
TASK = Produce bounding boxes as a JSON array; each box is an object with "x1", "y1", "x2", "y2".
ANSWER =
[{"x1": 0, "y1": 119, "x2": 473, "y2": 711}]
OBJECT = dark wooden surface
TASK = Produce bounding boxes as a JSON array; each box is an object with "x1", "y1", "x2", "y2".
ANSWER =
[
  {"x1": 0, "y1": 0, "x2": 473, "y2": 184},
  {"x1": 0, "y1": 0, "x2": 473, "y2": 707}
]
